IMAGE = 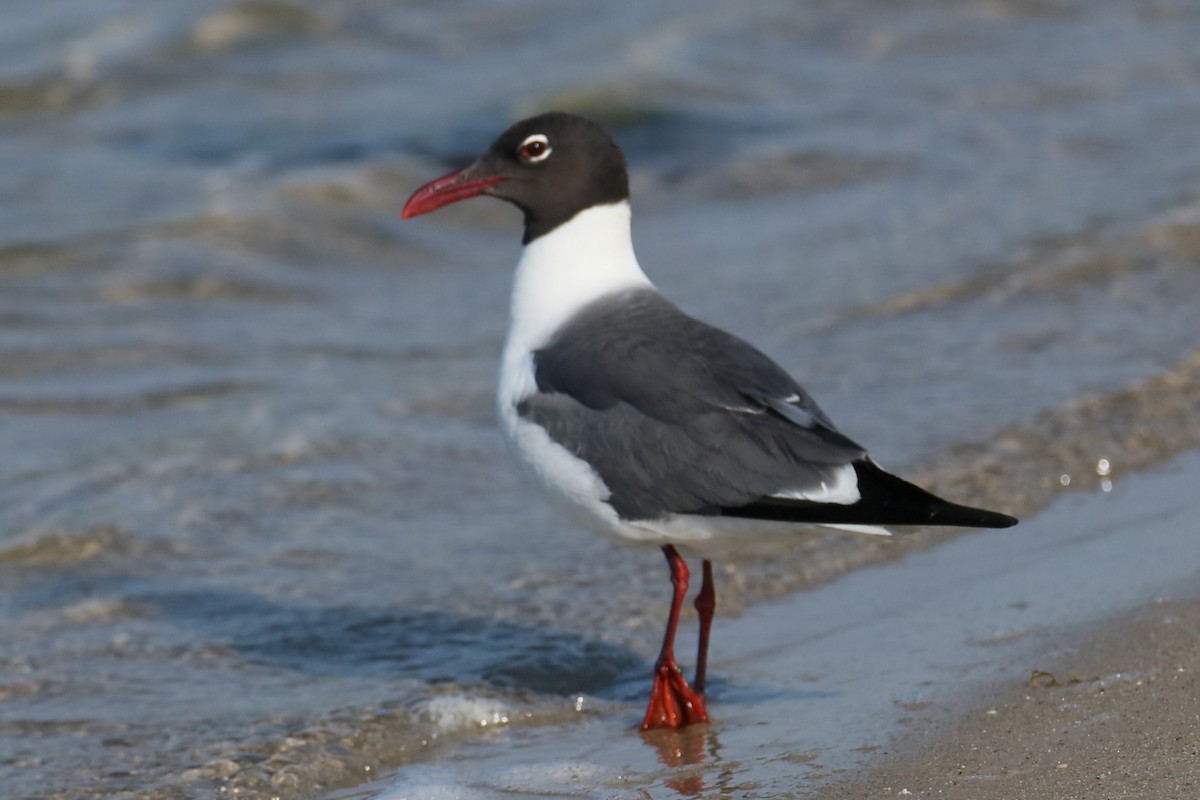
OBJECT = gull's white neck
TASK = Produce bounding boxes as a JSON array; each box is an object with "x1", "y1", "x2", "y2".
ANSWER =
[{"x1": 504, "y1": 200, "x2": 653, "y2": 355}]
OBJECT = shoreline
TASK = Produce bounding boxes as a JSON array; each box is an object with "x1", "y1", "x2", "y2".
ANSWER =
[{"x1": 816, "y1": 593, "x2": 1200, "y2": 799}]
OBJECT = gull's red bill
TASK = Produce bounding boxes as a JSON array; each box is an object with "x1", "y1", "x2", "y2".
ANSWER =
[{"x1": 400, "y1": 166, "x2": 505, "y2": 220}]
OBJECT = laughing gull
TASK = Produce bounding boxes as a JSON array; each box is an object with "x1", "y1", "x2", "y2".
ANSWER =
[{"x1": 402, "y1": 112, "x2": 1017, "y2": 730}]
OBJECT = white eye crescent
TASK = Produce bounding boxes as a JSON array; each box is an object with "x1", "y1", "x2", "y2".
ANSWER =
[{"x1": 517, "y1": 133, "x2": 552, "y2": 164}]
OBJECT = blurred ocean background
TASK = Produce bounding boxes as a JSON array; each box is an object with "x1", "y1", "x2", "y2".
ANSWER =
[{"x1": 2, "y1": 1, "x2": 1200, "y2": 798}]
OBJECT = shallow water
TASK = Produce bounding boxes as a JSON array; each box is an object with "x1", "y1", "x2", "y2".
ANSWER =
[
  {"x1": 362, "y1": 451, "x2": 1200, "y2": 799},
  {"x1": 2, "y1": 1, "x2": 1200, "y2": 798}
]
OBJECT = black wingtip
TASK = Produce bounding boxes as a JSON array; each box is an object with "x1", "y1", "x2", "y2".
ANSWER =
[
  {"x1": 925, "y1": 504, "x2": 1018, "y2": 529},
  {"x1": 719, "y1": 461, "x2": 1019, "y2": 529},
  {"x1": 851, "y1": 460, "x2": 1020, "y2": 529}
]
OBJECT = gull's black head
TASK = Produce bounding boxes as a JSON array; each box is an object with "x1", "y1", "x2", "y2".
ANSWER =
[{"x1": 402, "y1": 112, "x2": 630, "y2": 244}]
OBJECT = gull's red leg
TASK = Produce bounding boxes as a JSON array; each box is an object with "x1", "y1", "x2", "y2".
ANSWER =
[
  {"x1": 640, "y1": 545, "x2": 709, "y2": 730},
  {"x1": 693, "y1": 559, "x2": 715, "y2": 696}
]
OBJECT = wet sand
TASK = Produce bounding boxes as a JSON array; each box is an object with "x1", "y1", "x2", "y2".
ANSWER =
[{"x1": 818, "y1": 596, "x2": 1200, "y2": 800}]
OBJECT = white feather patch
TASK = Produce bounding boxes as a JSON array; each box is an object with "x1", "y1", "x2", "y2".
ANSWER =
[
  {"x1": 770, "y1": 463, "x2": 861, "y2": 505},
  {"x1": 501, "y1": 201, "x2": 651, "y2": 358},
  {"x1": 818, "y1": 523, "x2": 891, "y2": 536},
  {"x1": 627, "y1": 514, "x2": 891, "y2": 558}
]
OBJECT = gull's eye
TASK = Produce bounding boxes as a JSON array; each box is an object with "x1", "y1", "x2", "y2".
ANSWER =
[{"x1": 517, "y1": 133, "x2": 552, "y2": 164}]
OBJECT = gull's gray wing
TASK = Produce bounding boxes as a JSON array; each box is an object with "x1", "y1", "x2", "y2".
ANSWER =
[{"x1": 517, "y1": 289, "x2": 866, "y2": 520}]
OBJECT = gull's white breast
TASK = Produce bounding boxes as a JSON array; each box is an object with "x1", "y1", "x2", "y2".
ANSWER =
[{"x1": 496, "y1": 201, "x2": 650, "y2": 541}]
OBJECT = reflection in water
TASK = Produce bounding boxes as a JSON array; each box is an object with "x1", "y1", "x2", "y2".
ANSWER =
[{"x1": 641, "y1": 724, "x2": 720, "y2": 797}]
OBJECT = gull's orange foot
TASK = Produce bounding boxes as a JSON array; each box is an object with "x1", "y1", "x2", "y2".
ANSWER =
[{"x1": 640, "y1": 661, "x2": 709, "y2": 730}]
